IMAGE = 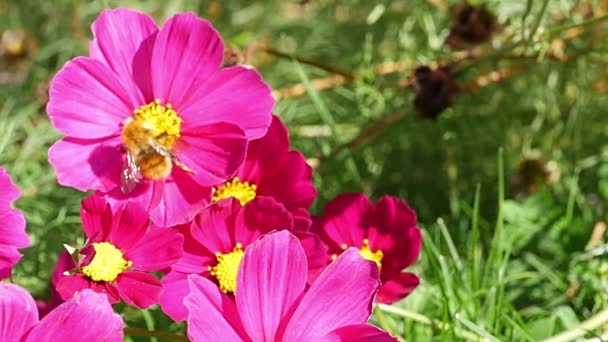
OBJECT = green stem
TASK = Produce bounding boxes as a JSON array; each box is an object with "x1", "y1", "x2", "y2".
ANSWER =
[
  {"x1": 124, "y1": 327, "x2": 188, "y2": 342},
  {"x1": 528, "y1": 0, "x2": 551, "y2": 41},
  {"x1": 376, "y1": 304, "x2": 490, "y2": 342},
  {"x1": 545, "y1": 14, "x2": 608, "y2": 38},
  {"x1": 541, "y1": 308, "x2": 608, "y2": 342}
]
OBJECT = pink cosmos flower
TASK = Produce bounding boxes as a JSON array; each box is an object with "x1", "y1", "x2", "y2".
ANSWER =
[
  {"x1": 312, "y1": 193, "x2": 422, "y2": 304},
  {"x1": 36, "y1": 251, "x2": 75, "y2": 317},
  {"x1": 47, "y1": 8, "x2": 274, "y2": 226},
  {"x1": 184, "y1": 230, "x2": 397, "y2": 342},
  {"x1": 0, "y1": 283, "x2": 123, "y2": 341},
  {"x1": 56, "y1": 194, "x2": 183, "y2": 309},
  {"x1": 211, "y1": 115, "x2": 316, "y2": 230},
  {"x1": 160, "y1": 197, "x2": 325, "y2": 321},
  {"x1": 0, "y1": 167, "x2": 29, "y2": 279}
]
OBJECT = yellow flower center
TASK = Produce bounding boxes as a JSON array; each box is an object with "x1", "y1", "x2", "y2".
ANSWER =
[
  {"x1": 340, "y1": 238, "x2": 383, "y2": 269},
  {"x1": 81, "y1": 242, "x2": 132, "y2": 282},
  {"x1": 212, "y1": 177, "x2": 257, "y2": 206},
  {"x1": 133, "y1": 99, "x2": 181, "y2": 138},
  {"x1": 208, "y1": 243, "x2": 244, "y2": 294}
]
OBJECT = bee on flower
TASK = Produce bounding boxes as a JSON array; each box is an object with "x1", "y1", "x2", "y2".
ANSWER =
[{"x1": 47, "y1": 8, "x2": 274, "y2": 226}]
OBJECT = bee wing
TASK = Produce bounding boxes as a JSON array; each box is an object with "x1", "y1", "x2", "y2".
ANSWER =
[{"x1": 121, "y1": 153, "x2": 141, "y2": 193}]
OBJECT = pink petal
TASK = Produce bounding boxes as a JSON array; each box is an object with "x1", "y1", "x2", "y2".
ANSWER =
[
  {"x1": 282, "y1": 248, "x2": 380, "y2": 341},
  {"x1": 314, "y1": 193, "x2": 372, "y2": 249},
  {"x1": 148, "y1": 167, "x2": 212, "y2": 226},
  {"x1": 256, "y1": 151, "x2": 316, "y2": 215},
  {"x1": 180, "y1": 66, "x2": 273, "y2": 140},
  {"x1": 173, "y1": 224, "x2": 216, "y2": 273},
  {"x1": 0, "y1": 245, "x2": 24, "y2": 279},
  {"x1": 47, "y1": 57, "x2": 134, "y2": 138},
  {"x1": 376, "y1": 272, "x2": 420, "y2": 304},
  {"x1": 323, "y1": 324, "x2": 398, "y2": 342},
  {"x1": 0, "y1": 167, "x2": 21, "y2": 204},
  {"x1": 90, "y1": 8, "x2": 158, "y2": 104},
  {"x1": 380, "y1": 227, "x2": 422, "y2": 277},
  {"x1": 151, "y1": 13, "x2": 223, "y2": 109},
  {"x1": 56, "y1": 274, "x2": 120, "y2": 304},
  {"x1": 49, "y1": 137, "x2": 122, "y2": 193},
  {"x1": 124, "y1": 227, "x2": 184, "y2": 271},
  {"x1": 176, "y1": 122, "x2": 247, "y2": 186},
  {"x1": 236, "y1": 231, "x2": 307, "y2": 342},
  {"x1": 233, "y1": 197, "x2": 293, "y2": 246},
  {"x1": 185, "y1": 274, "x2": 247, "y2": 341},
  {"x1": 0, "y1": 283, "x2": 38, "y2": 341},
  {"x1": 108, "y1": 201, "x2": 150, "y2": 250},
  {"x1": 115, "y1": 271, "x2": 161, "y2": 308},
  {"x1": 293, "y1": 231, "x2": 330, "y2": 284},
  {"x1": 159, "y1": 272, "x2": 191, "y2": 321},
  {"x1": 80, "y1": 194, "x2": 114, "y2": 241},
  {"x1": 0, "y1": 210, "x2": 29, "y2": 248},
  {"x1": 25, "y1": 289, "x2": 123, "y2": 342},
  {"x1": 190, "y1": 200, "x2": 237, "y2": 254}
]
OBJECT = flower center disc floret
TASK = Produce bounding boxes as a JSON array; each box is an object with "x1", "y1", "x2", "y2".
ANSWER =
[
  {"x1": 122, "y1": 99, "x2": 182, "y2": 152},
  {"x1": 82, "y1": 242, "x2": 132, "y2": 282},
  {"x1": 208, "y1": 243, "x2": 244, "y2": 294},
  {"x1": 340, "y1": 238, "x2": 384, "y2": 269},
  {"x1": 212, "y1": 177, "x2": 257, "y2": 206}
]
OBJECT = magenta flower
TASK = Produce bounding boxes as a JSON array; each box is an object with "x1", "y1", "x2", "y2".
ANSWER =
[
  {"x1": 184, "y1": 230, "x2": 397, "y2": 341},
  {"x1": 56, "y1": 194, "x2": 183, "y2": 309},
  {"x1": 0, "y1": 167, "x2": 29, "y2": 279},
  {"x1": 160, "y1": 197, "x2": 303, "y2": 320},
  {"x1": 47, "y1": 8, "x2": 274, "y2": 226},
  {"x1": 312, "y1": 193, "x2": 422, "y2": 304},
  {"x1": 36, "y1": 251, "x2": 75, "y2": 317},
  {"x1": 0, "y1": 283, "x2": 123, "y2": 341},
  {"x1": 211, "y1": 115, "x2": 316, "y2": 230}
]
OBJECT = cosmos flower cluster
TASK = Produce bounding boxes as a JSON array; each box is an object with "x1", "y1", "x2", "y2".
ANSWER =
[{"x1": 2, "y1": 8, "x2": 423, "y2": 341}]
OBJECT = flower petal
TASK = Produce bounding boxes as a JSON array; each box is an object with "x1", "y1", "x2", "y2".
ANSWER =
[
  {"x1": 185, "y1": 274, "x2": 246, "y2": 341},
  {"x1": 124, "y1": 227, "x2": 184, "y2": 271},
  {"x1": 313, "y1": 193, "x2": 372, "y2": 250},
  {"x1": 80, "y1": 194, "x2": 114, "y2": 241},
  {"x1": 56, "y1": 274, "x2": 120, "y2": 304},
  {"x1": 189, "y1": 199, "x2": 237, "y2": 254},
  {"x1": 115, "y1": 271, "x2": 161, "y2": 309},
  {"x1": 376, "y1": 272, "x2": 420, "y2": 304},
  {"x1": 0, "y1": 167, "x2": 21, "y2": 204},
  {"x1": 0, "y1": 283, "x2": 38, "y2": 342},
  {"x1": 177, "y1": 122, "x2": 247, "y2": 186},
  {"x1": 256, "y1": 151, "x2": 316, "y2": 216},
  {"x1": 151, "y1": 13, "x2": 223, "y2": 109},
  {"x1": 108, "y1": 201, "x2": 150, "y2": 250},
  {"x1": 90, "y1": 8, "x2": 158, "y2": 104},
  {"x1": 179, "y1": 66, "x2": 273, "y2": 139},
  {"x1": 322, "y1": 324, "x2": 398, "y2": 342},
  {"x1": 293, "y1": 231, "x2": 330, "y2": 284},
  {"x1": 47, "y1": 57, "x2": 134, "y2": 138},
  {"x1": 0, "y1": 210, "x2": 28, "y2": 249},
  {"x1": 233, "y1": 197, "x2": 293, "y2": 246},
  {"x1": 48, "y1": 136, "x2": 122, "y2": 192},
  {"x1": 148, "y1": 167, "x2": 212, "y2": 226},
  {"x1": 0, "y1": 245, "x2": 24, "y2": 279},
  {"x1": 159, "y1": 272, "x2": 191, "y2": 321},
  {"x1": 236, "y1": 231, "x2": 307, "y2": 342},
  {"x1": 25, "y1": 289, "x2": 123, "y2": 342},
  {"x1": 282, "y1": 248, "x2": 380, "y2": 341}
]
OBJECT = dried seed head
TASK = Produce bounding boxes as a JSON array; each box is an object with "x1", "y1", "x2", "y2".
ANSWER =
[
  {"x1": 445, "y1": 4, "x2": 498, "y2": 50},
  {"x1": 412, "y1": 66, "x2": 458, "y2": 119}
]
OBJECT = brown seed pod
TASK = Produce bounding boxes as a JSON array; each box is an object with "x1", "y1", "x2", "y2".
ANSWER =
[
  {"x1": 512, "y1": 154, "x2": 561, "y2": 195},
  {"x1": 412, "y1": 65, "x2": 459, "y2": 119},
  {"x1": 445, "y1": 3, "x2": 498, "y2": 50}
]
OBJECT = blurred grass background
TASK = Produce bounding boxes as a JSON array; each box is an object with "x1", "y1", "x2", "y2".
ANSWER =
[{"x1": 1, "y1": 0, "x2": 608, "y2": 341}]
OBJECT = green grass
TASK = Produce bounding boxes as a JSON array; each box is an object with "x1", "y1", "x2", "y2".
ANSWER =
[{"x1": 2, "y1": 0, "x2": 608, "y2": 341}]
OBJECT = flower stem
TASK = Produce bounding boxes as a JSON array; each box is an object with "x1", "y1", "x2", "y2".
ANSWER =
[
  {"x1": 376, "y1": 304, "x2": 490, "y2": 342},
  {"x1": 124, "y1": 327, "x2": 188, "y2": 342},
  {"x1": 541, "y1": 308, "x2": 608, "y2": 342}
]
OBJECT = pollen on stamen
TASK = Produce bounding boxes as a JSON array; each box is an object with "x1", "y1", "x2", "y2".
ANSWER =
[
  {"x1": 81, "y1": 242, "x2": 132, "y2": 283},
  {"x1": 212, "y1": 177, "x2": 257, "y2": 206},
  {"x1": 208, "y1": 243, "x2": 245, "y2": 294},
  {"x1": 133, "y1": 99, "x2": 182, "y2": 137}
]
